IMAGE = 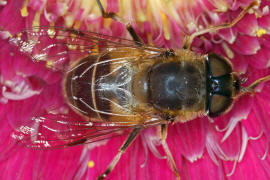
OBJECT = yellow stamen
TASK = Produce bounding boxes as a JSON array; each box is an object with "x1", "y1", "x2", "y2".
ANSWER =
[
  {"x1": 256, "y1": 28, "x2": 267, "y2": 37},
  {"x1": 222, "y1": 42, "x2": 234, "y2": 59},
  {"x1": 161, "y1": 12, "x2": 170, "y2": 40},
  {"x1": 65, "y1": 15, "x2": 75, "y2": 28},
  {"x1": 32, "y1": 12, "x2": 41, "y2": 28},
  {"x1": 20, "y1": 0, "x2": 29, "y2": 17},
  {"x1": 137, "y1": 11, "x2": 146, "y2": 22},
  {"x1": 88, "y1": 160, "x2": 95, "y2": 168}
]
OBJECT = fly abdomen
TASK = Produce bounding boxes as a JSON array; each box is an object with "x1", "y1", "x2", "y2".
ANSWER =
[
  {"x1": 64, "y1": 54, "x2": 136, "y2": 122},
  {"x1": 64, "y1": 55, "x2": 112, "y2": 121}
]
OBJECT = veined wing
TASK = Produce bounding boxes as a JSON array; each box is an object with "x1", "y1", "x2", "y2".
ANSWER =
[
  {"x1": 9, "y1": 26, "x2": 163, "y2": 71},
  {"x1": 11, "y1": 107, "x2": 165, "y2": 149}
]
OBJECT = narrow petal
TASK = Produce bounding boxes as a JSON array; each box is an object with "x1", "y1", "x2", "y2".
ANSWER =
[
  {"x1": 258, "y1": 14, "x2": 270, "y2": 31},
  {"x1": 182, "y1": 152, "x2": 225, "y2": 180},
  {"x1": 253, "y1": 94, "x2": 270, "y2": 140},
  {"x1": 242, "y1": 111, "x2": 263, "y2": 138},
  {"x1": 0, "y1": 0, "x2": 25, "y2": 33},
  {"x1": 87, "y1": 134, "x2": 175, "y2": 179},
  {"x1": 230, "y1": 52, "x2": 248, "y2": 74},
  {"x1": 249, "y1": 46, "x2": 270, "y2": 69},
  {"x1": 234, "y1": 14, "x2": 258, "y2": 36},
  {"x1": 207, "y1": 122, "x2": 241, "y2": 160},
  {"x1": 167, "y1": 118, "x2": 207, "y2": 162},
  {"x1": 223, "y1": 137, "x2": 270, "y2": 179},
  {"x1": 230, "y1": 35, "x2": 260, "y2": 55}
]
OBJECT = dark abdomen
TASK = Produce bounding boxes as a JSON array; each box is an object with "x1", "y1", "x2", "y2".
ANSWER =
[
  {"x1": 64, "y1": 53, "x2": 138, "y2": 123},
  {"x1": 64, "y1": 55, "x2": 112, "y2": 121}
]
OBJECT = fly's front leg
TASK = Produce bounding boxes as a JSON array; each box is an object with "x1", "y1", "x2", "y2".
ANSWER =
[
  {"x1": 97, "y1": 127, "x2": 142, "y2": 180},
  {"x1": 160, "y1": 124, "x2": 180, "y2": 179},
  {"x1": 240, "y1": 74, "x2": 270, "y2": 95},
  {"x1": 96, "y1": 0, "x2": 143, "y2": 45},
  {"x1": 183, "y1": 1, "x2": 258, "y2": 49}
]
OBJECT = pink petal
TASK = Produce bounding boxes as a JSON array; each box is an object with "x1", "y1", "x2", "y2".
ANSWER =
[
  {"x1": 110, "y1": 21, "x2": 125, "y2": 37},
  {"x1": 258, "y1": 14, "x2": 270, "y2": 30},
  {"x1": 231, "y1": 53, "x2": 248, "y2": 74},
  {"x1": 167, "y1": 15, "x2": 182, "y2": 48},
  {"x1": 253, "y1": 94, "x2": 270, "y2": 140},
  {"x1": 234, "y1": 13, "x2": 258, "y2": 36},
  {"x1": 0, "y1": 0, "x2": 25, "y2": 34},
  {"x1": 216, "y1": 94, "x2": 253, "y2": 142},
  {"x1": 230, "y1": 35, "x2": 260, "y2": 55},
  {"x1": 106, "y1": 0, "x2": 119, "y2": 13},
  {"x1": 88, "y1": 134, "x2": 175, "y2": 179},
  {"x1": 0, "y1": 146, "x2": 85, "y2": 179},
  {"x1": 167, "y1": 118, "x2": 207, "y2": 162},
  {"x1": 182, "y1": 152, "x2": 225, "y2": 180},
  {"x1": 249, "y1": 45, "x2": 270, "y2": 69},
  {"x1": 259, "y1": 34, "x2": 270, "y2": 49},
  {"x1": 28, "y1": 0, "x2": 46, "y2": 11},
  {"x1": 218, "y1": 28, "x2": 236, "y2": 44},
  {"x1": 231, "y1": 0, "x2": 254, "y2": 9},
  {"x1": 242, "y1": 110, "x2": 263, "y2": 138},
  {"x1": 207, "y1": 121, "x2": 242, "y2": 160},
  {"x1": 223, "y1": 136, "x2": 270, "y2": 179}
]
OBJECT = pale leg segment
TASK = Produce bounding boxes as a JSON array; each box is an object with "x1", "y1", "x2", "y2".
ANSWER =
[
  {"x1": 183, "y1": 1, "x2": 258, "y2": 49},
  {"x1": 160, "y1": 124, "x2": 181, "y2": 180}
]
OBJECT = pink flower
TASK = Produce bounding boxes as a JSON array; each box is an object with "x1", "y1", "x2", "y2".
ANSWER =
[{"x1": 0, "y1": 0, "x2": 270, "y2": 179}]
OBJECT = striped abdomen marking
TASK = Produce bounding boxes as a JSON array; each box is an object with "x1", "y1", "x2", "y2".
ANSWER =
[
  {"x1": 64, "y1": 55, "x2": 111, "y2": 121},
  {"x1": 64, "y1": 54, "x2": 135, "y2": 122}
]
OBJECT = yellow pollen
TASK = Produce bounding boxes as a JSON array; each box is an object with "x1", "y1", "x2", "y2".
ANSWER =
[
  {"x1": 48, "y1": 23, "x2": 56, "y2": 38},
  {"x1": 74, "y1": 21, "x2": 81, "y2": 29},
  {"x1": 65, "y1": 15, "x2": 75, "y2": 28},
  {"x1": 21, "y1": 7, "x2": 28, "y2": 17},
  {"x1": 104, "y1": 18, "x2": 112, "y2": 29},
  {"x1": 20, "y1": 0, "x2": 29, "y2": 17},
  {"x1": 256, "y1": 28, "x2": 267, "y2": 37},
  {"x1": 161, "y1": 12, "x2": 170, "y2": 40},
  {"x1": 88, "y1": 160, "x2": 95, "y2": 168},
  {"x1": 46, "y1": 61, "x2": 54, "y2": 68}
]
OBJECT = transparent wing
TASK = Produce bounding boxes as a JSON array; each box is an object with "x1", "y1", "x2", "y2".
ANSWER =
[
  {"x1": 11, "y1": 107, "x2": 164, "y2": 149},
  {"x1": 9, "y1": 26, "x2": 163, "y2": 70},
  {"x1": 8, "y1": 26, "x2": 166, "y2": 149}
]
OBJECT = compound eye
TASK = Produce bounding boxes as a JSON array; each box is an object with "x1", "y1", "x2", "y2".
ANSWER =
[
  {"x1": 208, "y1": 94, "x2": 233, "y2": 117},
  {"x1": 208, "y1": 54, "x2": 232, "y2": 77}
]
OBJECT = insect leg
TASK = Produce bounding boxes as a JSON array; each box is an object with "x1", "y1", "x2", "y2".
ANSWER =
[
  {"x1": 183, "y1": 1, "x2": 258, "y2": 49},
  {"x1": 160, "y1": 124, "x2": 180, "y2": 179},
  {"x1": 96, "y1": 0, "x2": 143, "y2": 45},
  {"x1": 97, "y1": 127, "x2": 142, "y2": 180},
  {"x1": 241, "y1": 74, "x2": 270, "y2": 95}
]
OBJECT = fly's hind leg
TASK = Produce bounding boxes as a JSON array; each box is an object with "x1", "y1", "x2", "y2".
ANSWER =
[
  {"x1": 96, "y1": 0, "x2": 143, "y2": 45},
  {"x1": 183, "y1": 1, "x2": 258, "y2": 49},
  {"x1": 97, "y1": 127, "x2": 142, "y2": 180},
  {"x1": 160, "y1": 124, "x2": 181, "y2": 180}
]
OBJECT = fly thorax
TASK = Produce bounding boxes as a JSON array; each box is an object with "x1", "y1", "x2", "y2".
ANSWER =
[{"x1": 148, "y1": 61, "x2": 205, "y2": 111}]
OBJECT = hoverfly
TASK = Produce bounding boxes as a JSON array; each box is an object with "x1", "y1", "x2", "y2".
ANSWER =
[{"x1": 8, "y1": 0, "x2": 270, "y2": 179}]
